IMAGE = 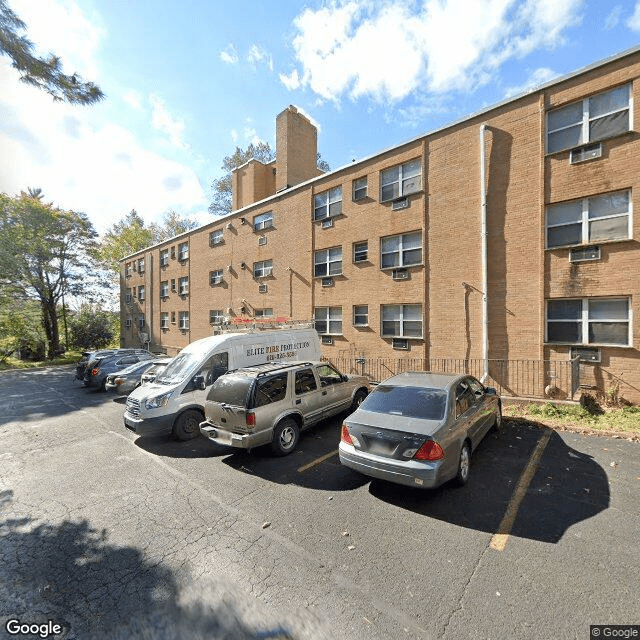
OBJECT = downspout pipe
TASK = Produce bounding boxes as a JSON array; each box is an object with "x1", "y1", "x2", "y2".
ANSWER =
[{"x1": 480, "y1": 124, "x2": 489, "y2": 384}]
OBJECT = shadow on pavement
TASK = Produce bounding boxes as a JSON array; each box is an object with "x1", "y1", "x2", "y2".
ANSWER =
[
  {"x1": 368, "y1": 420, "x2": 610, "y2": 544},
  {"x1": 0, "y1": 489, "x2": 295, "y2": 640}
]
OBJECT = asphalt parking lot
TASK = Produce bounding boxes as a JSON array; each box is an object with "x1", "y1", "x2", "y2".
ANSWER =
[{"x1": 0, "y1": 366, "x2": 638, "y2": 640}]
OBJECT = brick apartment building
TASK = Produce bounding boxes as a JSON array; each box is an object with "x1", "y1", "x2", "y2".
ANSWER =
[{"x1": 121, "y1": 46, "x2": 640, "y2": 403}]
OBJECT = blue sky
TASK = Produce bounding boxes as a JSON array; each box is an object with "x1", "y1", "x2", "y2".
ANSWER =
[{"x1": 1, "y1": 0, "x2": 640, "y2": 235}]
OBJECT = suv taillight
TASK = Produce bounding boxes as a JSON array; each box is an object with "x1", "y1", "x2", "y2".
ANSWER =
[
  {"x1": 414, "y1": 441, "x2": 445, "y2": 461},
  {"x1": 246, "y1": 412, "x2": 255, "y2": 428},
  {"x1": 92, "y1": 368, "x2": 99, "y2": 376}
]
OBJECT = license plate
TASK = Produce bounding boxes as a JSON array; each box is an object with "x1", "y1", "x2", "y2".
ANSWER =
[{"x1": 369, "y1": 440, "x2": 396, "y2": 456}]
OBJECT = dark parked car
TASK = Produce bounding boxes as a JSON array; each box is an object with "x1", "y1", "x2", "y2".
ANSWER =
[
  {"x1": 105, "y1": 359, "x2": 161, "y2": 395},
  {"x1": 84, "y1": 350, "x2": 154, "y2": 391},
  {"x1": 74, "y1": 350, "x2": 116, "y2": 382},
  {"x1": 339, "y1": 372, "x2": 501, "y2": 489}
]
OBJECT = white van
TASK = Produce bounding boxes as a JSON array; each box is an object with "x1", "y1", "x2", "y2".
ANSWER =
[{"x1": 123, "y1": 325, "x2": 321, "y2": 440}]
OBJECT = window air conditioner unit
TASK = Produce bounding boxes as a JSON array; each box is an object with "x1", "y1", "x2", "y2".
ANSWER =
[
  {"x1": 321, "y1": 277, "x2": 334, "y2": 287},
  {"x1": 570, "y1": 346, "x2": 601, "y2": 363},
  {"x1": 392, "y1": 338, "x2": 409, "y2": 350},
  {"x1": 392, "y1": 268, "x2": 410, "y2": 280},
  {"x1": 570, "y1": 246, "x2": 601, "y2": 262},
  {"x1": 258, "y1": 236, "x2": 267, "y2": 246},
  {"x1": 570, "y1": 143, "x2": 602, "y2": 164},
  {"x1": 258, "y1": 284, "x2": 268, "y2": 293},
  {"x1": 321, "y1": 218, "x2": 333, "y2": 229},
  {"x1": 321, "y1": 335, "x2": 333, "y2": 345},
  {"x1": 392, "y1": 197, "x2": 409, "y2": 210}
]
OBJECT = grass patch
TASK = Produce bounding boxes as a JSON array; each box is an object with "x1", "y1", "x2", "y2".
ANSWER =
[
  {"x1": 0, "y1": 350, "x2": 83, "y2": 371},
  {"x1": 504, "y1": 401, "x2": 640, "y2": 437}
]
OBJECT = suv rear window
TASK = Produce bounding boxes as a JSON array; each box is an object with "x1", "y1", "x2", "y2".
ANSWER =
[{"x1": 207, "y1": 374, "x2": 254, "y2": 407}]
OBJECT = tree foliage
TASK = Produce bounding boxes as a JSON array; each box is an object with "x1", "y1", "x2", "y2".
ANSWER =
[
  {"x1": 0, "y1": 0, "x2": 104, "y2": 105},
  {"x1": 150, "y1": 209, "x2": 199, "y2": 243},
  {"x1": 0, "y1": 192, "x2": 103, "y2": 358},
  {"x1": 208, "y1": 142, "x2": 331, "y2": 217},
  {"x1": 0, "y1": 296, "x2": 45, "y2": 362},
  {"x1": 69, "y1": 304, "x2": 116, "y2": 350}
]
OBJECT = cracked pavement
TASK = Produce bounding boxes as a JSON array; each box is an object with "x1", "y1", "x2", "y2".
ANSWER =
[{"x1": 1, "y1": 366, "x2": 639, "y2": 639}]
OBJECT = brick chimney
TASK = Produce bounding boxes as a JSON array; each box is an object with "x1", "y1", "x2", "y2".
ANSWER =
[{"x1": 275, "y1": 105, "x2": 318, "y2": 192}]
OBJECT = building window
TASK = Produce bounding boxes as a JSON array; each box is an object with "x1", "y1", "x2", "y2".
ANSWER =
[
  {"x1": 380, "y1": 159, "x2": 421, "y2": 202},
  {"x1": 138, "y1": 315, "x2": 145, "y2": 329},
  {"x1": 314, "y1": 247, "x2": 342, "y2": 277},
  {"x1": 160, "y1": 281, "x2": 169, "y2": 298},
  {"x1": 210, "y1": 269, "x2": 224, "y2": 285},
  {"x1": 353, "y1": 305, "x2": 368, "y2": 327},
  {"x1": 125, "y1": 263, "x2": 132, "y2": 277},
  {"x1": 160, "y1": 250, "x2": 169, "y2": 267},
  {"x1": 125, "y1": 289, "x2": 132, "y2": 304},
  {"x1": 178, "y1": 242, "x2": 189, "y2": 261},
  {"x1": 255, "y1": 308, "x2": 274, "y2": 318},
  {"x1": 137, "y1": 285, "x2": 145, "y2": 301},
  {"x1": 546, "y1": 84, "x2": 631, "y2": 154},
  {"x1": 353, "y1": 177, "x2": 368, "y2": 201},
  {"x1": 179, "y1": 276, "x2": 189, "y2": 295},
  {"x1": 381, "y1": 304, "x2": 422, "y2": 338},
  {"x1": 546, "y1": 190, "x2": 631, "y2": 248},
  {"x1": 171, "y1": 311, "x2": 176, "y2": 324},
  {"x1": 179, "y1": 311, "x2": 189, "y2": 330},
  {"x1": 314, "y1": 307, "x2": 342, "y2": 335},
  {"x1": 353, "y1": 241, "x2": 368, "y2": 263},
  {"x1": 137, "y1": 258, "x2": 145, "y2": 273},
  {"x1": 380, "y1": 231, "x2": 422, "y2": 269},
  {"x1": 210, "y1": 309, "x2": 224, "y2": 324},
  {"x1": 314, "y1": 186, "x2": 342, "y2": 220},
  {"x1": 253, "y1": 259, "x2": 273, "y2": 278},
  {"x1": 210, "y1": 229, "x2": 224, "y2": 246},
  {"x1": 253, "y1": 211, "x2": 274, "y2": 231},
  {"x1": 125, "y1": 318, "x2": 131, "y2": 328},
  {"x1": 160, "y1": 312, "x2": 169, "y2": 329},
  {"x1": 546, "y1": 298, "x2": 630, "y2": 346}
]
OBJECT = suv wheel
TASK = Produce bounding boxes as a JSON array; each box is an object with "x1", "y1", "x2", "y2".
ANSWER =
[
  {"x1": 173, "y1": 409, "x2": 203, "y2": 441},
  {"x1": 270, "y1": 418, "x2": 299, "y2": 456}
]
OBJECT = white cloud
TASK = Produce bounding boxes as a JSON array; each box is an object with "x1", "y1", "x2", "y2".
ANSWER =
[
  {"x1": 231, "y1": 129, "x2": 239, "y2": 143},
  {"x1": 149, "y1": 93, "x2": 189, "y2": 150},
  {"x1": 504, "y1": 67, "x2": 559, "y2": 98},
  {"x1": 282, "y1": 0, "x2": 585, "y2": 102},
  {"x1": 628, "y1": 2, "x2": 640, "y2": 30},
  {"x1": 220, "y1": 44, "x2": 239, "y2": 64},
  {"x1": 247, "y1": 44, "x2": 274, "y2": 71},
  {"x1": 605, "y1": 5, "x2": 623, "y2": 29},
  {"x1": 123, "y1": 89, "x2": 143, "y2": 111}
]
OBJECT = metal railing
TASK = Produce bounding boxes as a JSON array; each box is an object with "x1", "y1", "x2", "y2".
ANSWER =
[{"x1": 323, "y1": 355, "x2": 581, "y2": 400}]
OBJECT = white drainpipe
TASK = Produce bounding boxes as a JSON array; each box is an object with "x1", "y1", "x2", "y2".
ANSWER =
[{"x1": 480, "y1": 124, "x2": 489, "y2": 383}]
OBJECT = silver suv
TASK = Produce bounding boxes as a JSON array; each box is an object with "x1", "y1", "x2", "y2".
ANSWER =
[{"x1": 199, "y1": 361, "x2": 369, "y2": 455}]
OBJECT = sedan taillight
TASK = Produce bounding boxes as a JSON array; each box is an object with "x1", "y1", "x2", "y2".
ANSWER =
[
  {"x1": 414, "y1": 441, "x2": 445, "y2": 461},
  {"x1": 341, "y1": 424, "x2": 353, "y2": 445},
  {"x1": 246, "y1": 412, "x2": 255, "y2": 428}
]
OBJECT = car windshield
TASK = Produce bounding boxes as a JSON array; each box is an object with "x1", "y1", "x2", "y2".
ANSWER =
[
  {"x1": 155, "y1": 353, "x2": 200, "y2": 385},
  {"x1": 206, "y1": 375, "x2": 253, "y2": 407},
  {"x1": 118, "y1": 360, "x2": 154, "y2": 375},
  {"x1": 361, "y1": 385, "x2": 448, "y2": 420}
]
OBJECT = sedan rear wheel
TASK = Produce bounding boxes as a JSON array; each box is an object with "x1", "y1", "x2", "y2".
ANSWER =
[{"x1": 454, "y1": 441, "x2": 471, "y2": 486}]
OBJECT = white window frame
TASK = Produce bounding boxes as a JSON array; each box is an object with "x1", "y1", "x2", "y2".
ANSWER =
[
  {"x1": 138, "y1": 315, "x2": 145, "y2": 329},
  {"x1": 314, "y1": 306, "x2": 342, "y2": 335},
  {"x1": 546, "y1": 190, "x2": 632, "y2": 249},
  {"x1": 546, "y1": 84, "x2": 632, "y2": 154},
  {"x1": 178, "y1": 276, "x2": 189, "y2": 295},
  {"x1": 314, "y1": 247, "x2": 342, "y2": 277},
  {"x1": 160, "y1": 312, "x2": 169, "y2": 329},
  {"x1": 381, "y1": 304, "x2": 423, "y2": 339},
  {"x1": 353, "y1": 241, "x2": 368, "y2": 263},
  {"x1": 314, "y1": 186, "x2": 342, "y2": 220},
  {"x1": 380, "y1": 231, "x2": 422, "y2": 269},
  {"x1": 160, "y1": 281, "x2": 169, "y2": 298},
  {"x1": 125, "y1": 291, "x2": 132, "y2": 304},
  {"x1": 178, "y1": 242, "x2": 189, "y2": 261},
  {"x1": 125, "y1": 264, "x2": 132, "y2": 278},
  {"x1": 545, "y1": 298, "x2": 631, "y2": 347},
  {"x1": 380, "y1": 159, "x2": 422, "y2": 202},
  {"x1": 210, "y1": 229, "x2": 224, "y2": 246},
  {"x1": 125, "y1": 318, "x2": 131, "y2": 328},
  {"x1": 137, "y1": 285, "x2": 145, "y2": 301},
  {"x1": 255, "y1": 308, "x2": 274, "y2": 318},
  {"x1": 179, "y1": 311, "x2": 189, "y2": 330},
  {"x1": 353, "y1": 177, "x2": 368, "y2": 201},
  {"x1": 253, "y1": 259, "x2": 273, "y2": 278},
  {"x1": 210, "y1": 269, "x2": 224, "y2": 285},
  {"x1": 137, "y1": 259, "x2": 145, "y2": 273},
  {"x1": 353, "y1": 305, "x2": 368, "y2": 327},
  {"x1": 209, "y1": 309, "x2": 224, "y2": 324},
  {"x1": 160, "y1": 250, "x2": 169, "y2": 267},
  {"x1": 253, "y1": 211, "x2": 274, "y2": 231}
]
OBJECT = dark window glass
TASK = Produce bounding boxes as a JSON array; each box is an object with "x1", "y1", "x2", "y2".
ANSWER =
[
  {"x1": 361, "y1": 385, "x2": 447, "y2": 420},
  {"x1": 254, "y1": 373, "x2": 288, "y2": 407},
  {"x1": 295, "y1": 369, "x2": 317, "y2": 394}
]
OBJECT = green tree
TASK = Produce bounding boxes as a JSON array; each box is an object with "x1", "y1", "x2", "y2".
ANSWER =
[
  {"x1": 150, "y1": 209, "x2": 199, "y2": 243},
  {"x1": 0, "y1": 192, "x2": 103, "y2": 358},
  {"x1": 0, "y1": 0, "x2": 104, "y2": 104},
  {"x1": 69, "y1": 304, "x2": 115, "y2": 350},
  {"x1": 0, "y1": 296, "x2": 45, "y2": 362},
  {"x1": 208, "y1": 143, "x2": 330, "y2": 216}
]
